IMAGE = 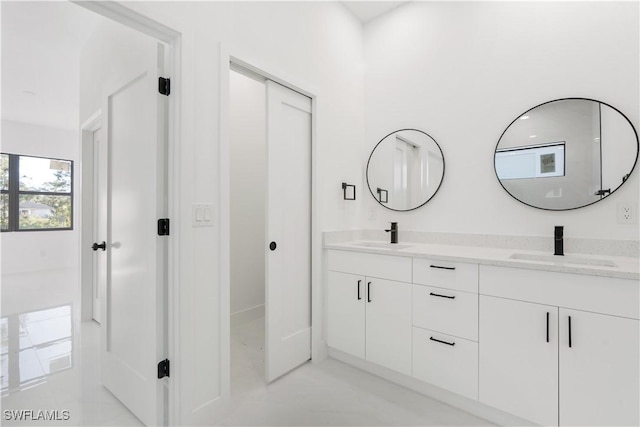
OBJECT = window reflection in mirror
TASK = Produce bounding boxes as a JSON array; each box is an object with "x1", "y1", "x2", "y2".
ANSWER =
[
  {"x1": 496, "y1": 142, "x2": 565, "y2": 179},
  {"x1": 367, "y1": 129, "x2": 444, "y2": 211},
  {"x1": 494, "y1": 99, "x2": 638, "y2": 210}
]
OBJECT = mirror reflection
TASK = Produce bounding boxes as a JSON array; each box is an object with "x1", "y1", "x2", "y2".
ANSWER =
[
  {"x1": 495, "y1": 98, "x2": 638, "y2": 210},
  {"x1": 367, "y1": 129, "x2": 445, "y2": 211}
]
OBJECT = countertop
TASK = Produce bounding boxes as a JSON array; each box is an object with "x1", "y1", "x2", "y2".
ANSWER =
[{"x1": 325, "y1": 240, "x2": 640, "y2": 280}]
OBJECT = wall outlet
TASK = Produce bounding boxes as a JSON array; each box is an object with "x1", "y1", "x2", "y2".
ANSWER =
[{"x1": 617, "y1": 202, "x2": 635, "y2": 224}]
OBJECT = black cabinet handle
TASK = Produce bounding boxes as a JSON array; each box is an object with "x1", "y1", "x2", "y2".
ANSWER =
[
  {"x1": 269, "y1": 241, "x2": 277, "y2": 251},
  {"x1": 357, "y1": 280, "x2": 361, "y2": 300},
  {"x1": 430, "y1": 336, "x2": 455, "y2": 346},
  {"x1": 546, "y1": 312, "x2": 550, "y2": 343},
  {"x1": 429, "y1": 292, "x2": 455, "y2": 299},
  {"x1": 568, "y1": 316, "x2": 572, "y2": 348},
  {"x1": 367, "y1": 282, "x2": 371, "y2": 303},
  {"x1": 92, "y1": 241, "x2": 106, "y2": 251},
  {"x1": 429, "y1": 265, "x2": 456, "y2": 271}
]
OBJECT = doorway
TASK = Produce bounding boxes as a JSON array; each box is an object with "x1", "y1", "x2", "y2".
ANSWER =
[
  {"x1": 80, "y1": 113, "x2": 105, "y2": 324},
  {"x1": 2, "y1": 1, "x2": 178, "y2": 426},
  {"x1": 74, "y1": 2, "x2": 177, "y2": 426},
  {"x1": 229, "y1": 65, "x2": 312, "y2": 390}
]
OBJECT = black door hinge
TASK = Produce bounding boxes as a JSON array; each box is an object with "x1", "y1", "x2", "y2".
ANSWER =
[
  {"x1": 158, "y1": 77, "x2": 171, "y2": 96},
  {"x1": 157, "y1": 359, "x2": 170, "y2": 379},
  {"x1": 158, "y1": 218, "x2": 170, "y2": 236}
]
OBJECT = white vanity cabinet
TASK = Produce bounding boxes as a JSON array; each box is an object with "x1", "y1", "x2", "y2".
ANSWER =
[
  {"x1": 479, "y1": 296, "x2": 559, "y2": 426},
  {"x1": 412, "y1": 258, "x2": 479, "y2": 399},
  {"x1": 479, "y1": 265, "x2": 639, "y2": 426},
  {"x1": 326, "y1": 250, "x2": 412, "y2": 375},
  {"x1": 558, "y1": 308, "x2": 639, "y2": 427},
  {"x1": 325, "y1": 244, "x2": 639, "y2": 426},
  {"x1": 326, "y1": 271, "x2": 366, "y2": 358}
]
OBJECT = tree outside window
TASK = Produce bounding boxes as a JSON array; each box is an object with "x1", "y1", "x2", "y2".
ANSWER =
[{"x1": 1, "y1": 153, "x2": 73, "y2": 231}]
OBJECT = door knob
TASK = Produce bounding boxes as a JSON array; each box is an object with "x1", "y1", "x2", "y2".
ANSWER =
[{"x1": 92, "y1": 241, "x2": 106, "y2": 251}]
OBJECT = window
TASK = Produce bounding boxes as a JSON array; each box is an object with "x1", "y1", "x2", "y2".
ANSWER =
[{"x1": 1, "y1": 153, "x2": 73, "y2": 231}]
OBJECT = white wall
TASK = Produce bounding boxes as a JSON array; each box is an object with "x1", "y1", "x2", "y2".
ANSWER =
[
  {"x1": 363, "y1": 1, "x2": 639, "y2": 240},
  {"x1": 101, "y1": 2, "x2": 365, "y2": 424},
  {"x1": 79, "y1": 19, "x2": 161, "y2": 122},
  {"x1": 0, "y1": 120, "x2": 79, "y2": 274},
  {"x1": 230, "y1": 71, "x2": 266, "y2": 320}
]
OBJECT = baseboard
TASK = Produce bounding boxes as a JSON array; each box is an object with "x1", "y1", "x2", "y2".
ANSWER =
[
  {"x1": 230, "y1": 304, "x2": 264, "y2": 328},
  {"x1": 328, "y1": 348, "x2": 535, "y2": 427}
]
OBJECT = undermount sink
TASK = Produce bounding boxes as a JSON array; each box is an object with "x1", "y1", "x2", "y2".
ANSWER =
[
  {"x1": 353, "y1": 242, "x2": 414, "y2": 250},
  {"x1": 509, "y1": 253, "x2": 617, "y2": 268}
]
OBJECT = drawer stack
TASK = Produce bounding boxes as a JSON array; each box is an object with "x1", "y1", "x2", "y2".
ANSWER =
[{"x1": 411, "y1": 258, "x2": 479, "y2": 399}]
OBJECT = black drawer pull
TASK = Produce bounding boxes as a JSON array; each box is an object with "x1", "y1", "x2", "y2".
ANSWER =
[
  {"x1": 429, "y1": 265, "x2": 456, "y2": 271},
  {"x1": 568, "y1": 316, "x2": 572, "y2": 348},
  {"x1": 357, "y1": 280, "x2": 361, "y2": 300},
  {"x1": 430, "y1": 337, "x2": 455, "y2": 346},
  {"x1": 429, "y1": 292, "x2": 455, "y2": 299},
  {"x1": 367, "y1": 282, "x2": 372, "y2": 303}
]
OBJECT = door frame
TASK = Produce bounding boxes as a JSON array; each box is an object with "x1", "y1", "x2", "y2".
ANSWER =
[
  {"x1": 74, "y1": 1, "x2": 181, "y2": 425},
  {"x1": 219, "y1": 46, "x2": 323, "y2": 398},
  {"x1": 79, "y1": 109, "x2": 102, "y2": 323}
]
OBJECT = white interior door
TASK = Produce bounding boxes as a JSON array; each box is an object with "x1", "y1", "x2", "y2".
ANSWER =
[
  {"x1": 92, "y1": 127, "x2": 107, "y2": 324},
  {"x1": 265, "y1": 80, "x2": 312, "y2": 382},
  {"x1": 101, "y1": 40, "x2": 166, "y2": 426}
]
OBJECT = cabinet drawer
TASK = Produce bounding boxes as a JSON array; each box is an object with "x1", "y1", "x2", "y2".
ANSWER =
[
  {"x1": 413, "y1": 327, "x2": 478, "y2": 400},
  {"x1": 327, "y1": 250, "x2": 412, "y2": 282},
  {"x1": 413, "y1": 258, "x2": 478, "y2": 292},
  {"x1": 480, "y1": 265, "x2": 639, "y2": 319},
  {"x1": 413, "y1": 285, "x2": 478, "y2": 341}
]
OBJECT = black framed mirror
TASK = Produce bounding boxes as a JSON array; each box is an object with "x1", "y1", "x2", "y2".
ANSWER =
[
  {"x1": 366, "y1": 129, "x2": 445, "y2": 211},
  {"x1": 494, "y1": 98, "x2": 639, "y2": 210}
]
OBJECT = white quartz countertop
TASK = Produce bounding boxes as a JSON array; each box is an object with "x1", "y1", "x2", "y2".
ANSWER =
[{"x1": 325, "y1": 240, "x2": 640, "y2": 280}]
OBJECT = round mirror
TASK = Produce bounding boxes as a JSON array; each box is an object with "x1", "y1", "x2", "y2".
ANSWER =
[
  {"x1": 494, "y1": 98, "x2": 639, "y2": 210},
  {"x1": 366, "y1": 129, "x2": 445, "y2": 211}
]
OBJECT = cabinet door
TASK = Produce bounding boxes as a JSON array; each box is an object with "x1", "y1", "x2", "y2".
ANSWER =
[
  {"x1": 559, "y1": 309, "x2": 639, "y2": 426},
  {"x1": 365, "y1": 278, "x2": 412, "y2": 375},
  {"x1": 479, "y1": 296, "x2": 559, "y2": 426},
  {"x1": 327, "y1": 271, "x2": 365, "y2": 358}
]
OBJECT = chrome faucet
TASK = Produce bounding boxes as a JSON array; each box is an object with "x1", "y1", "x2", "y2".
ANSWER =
[
  {"x1": 554, "y1": 226, "x2": 564, "y2": 256},
  {"x1": 385, "y1": 222, "x2": 398, "y2": 244}
]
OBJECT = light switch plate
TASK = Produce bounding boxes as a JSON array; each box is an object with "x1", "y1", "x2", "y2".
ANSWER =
[{"x1": 193, "y1": 203, "x2": 215, "y2": 227}]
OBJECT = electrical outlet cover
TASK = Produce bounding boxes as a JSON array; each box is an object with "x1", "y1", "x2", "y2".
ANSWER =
[{"x1": 617, "y1": 202, "x2": 635, "y2": 224}]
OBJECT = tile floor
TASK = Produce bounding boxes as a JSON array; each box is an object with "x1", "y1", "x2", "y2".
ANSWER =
[
  {"x1": 1, "y1": 268, "x2": 143, "y2": 426},
  {"x1": 222, "y1": 316, "x2": 493, "y2": 426},
  {"x1": 2, "y1": 267, "x2": 493, "y2": 426}
]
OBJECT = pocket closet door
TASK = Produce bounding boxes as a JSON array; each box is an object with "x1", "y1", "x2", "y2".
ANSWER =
[{"x1": 265, "y1": 80, "x2": 312, "y2": 382}]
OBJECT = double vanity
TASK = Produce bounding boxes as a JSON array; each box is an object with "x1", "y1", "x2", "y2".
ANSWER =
[
  {"x1": 323, "y1": 238, "x2": 639, "y2": 426},
  {"x1": 344, "y1": 95, "x2": 639, "y2": 425}
]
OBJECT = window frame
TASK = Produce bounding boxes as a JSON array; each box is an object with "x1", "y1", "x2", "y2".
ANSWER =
[{"x1": 1, "y1": 153, "x2": 74, "y2": 232}]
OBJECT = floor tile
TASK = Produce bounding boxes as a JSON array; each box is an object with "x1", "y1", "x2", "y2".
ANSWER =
[
  {"x1": 1, "y1": 269, "x2": 142, "y2": 426},
  {"x1": 221, "y1": 317, "x2": 494, "y2": 426}
]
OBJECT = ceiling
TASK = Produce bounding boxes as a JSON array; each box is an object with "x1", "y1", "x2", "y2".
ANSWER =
[
  {"x1": 341, "y1": 1, "x2": 408, "y2": 24},
  {"x1": 1, "y1": 1, "x2": 104, "y2": 131},
  {"x1": 2, "y1": 1, "x2": 407, "y2": 132}
]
